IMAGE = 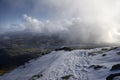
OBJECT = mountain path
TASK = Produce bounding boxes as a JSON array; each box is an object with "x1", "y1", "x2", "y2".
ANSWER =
[
  {"x1": 1, "y1": 48, "x2": 119, "y2": 80},
  {"x1": 31, "y1": 50, "x2": 91, "y2": 80}
]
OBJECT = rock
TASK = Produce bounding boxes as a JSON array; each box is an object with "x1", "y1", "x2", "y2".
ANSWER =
[
  {"x1": 106, "y1": 73, "x2": 120, "y2": 80},
  {"x1": 102, "y1": 54, "x2": 107, "y2": 56},
  {"x1": 116, "y1": 52, "x2": 120, "y2": 55},
  {"x1": 61, "y1": 75, "x2": 73, "y2": 80},
  {"x1": 30, "y1": 73, "x2": 43, "y2": 80},
  {"x1": 89, "y1": 65, "x2": 106, "y2": 70},
  {"x1": 109, "y1": 47, "x2": 119, "y2": 51},
  {"x1": 110, "y1": 64, "x2": 120, "y2": 71},
  {"x1": 88, "y1": 52, "x2": 96, "y2": 56},
  {"x1": 55, "y1": 47, "x2": 74, "y2": 51}
]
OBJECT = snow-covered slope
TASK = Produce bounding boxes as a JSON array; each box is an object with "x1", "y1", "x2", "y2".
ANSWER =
[{"x1": 1, "y1": 47, "x2": 120, "y2": 80}]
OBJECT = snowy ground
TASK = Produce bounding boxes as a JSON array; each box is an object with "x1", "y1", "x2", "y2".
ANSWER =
[{"x1": 0, "y1": 47, "x2": 120, "y2": 80}]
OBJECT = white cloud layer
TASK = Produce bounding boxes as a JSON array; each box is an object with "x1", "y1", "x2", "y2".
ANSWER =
[
  {"x1": 6, "y1": 0, "x2": 120, "y2": 45},
  {"x1": 23, "y1": 14, "x2": 120, "y2": 44}
]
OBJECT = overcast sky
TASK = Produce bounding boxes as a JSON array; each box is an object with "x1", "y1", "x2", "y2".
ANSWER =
[
  {"x1": 0, "y1": 0, "x2": 51, "y2": 31},
  {"x1": 0, "y1": 0, "x2": 120, "y2": 45}
]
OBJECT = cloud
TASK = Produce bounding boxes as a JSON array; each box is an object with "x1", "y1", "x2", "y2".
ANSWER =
[
  {"x1": 23, "y1": 14, "x2": 67, "y2": 34},
  {"x1": 2, "y1": 0, "x2": 120, "y2": 45},
  {"x1": 23, "y1": 14, "x2": 120, "y2": 45}
]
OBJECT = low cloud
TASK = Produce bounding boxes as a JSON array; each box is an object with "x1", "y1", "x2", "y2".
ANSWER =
[
  {"x1": 23, "y1": 14, "x2": 67, "y2": 34},
  {"x1": 23, "y1": 14, "x2": 120, "y2": 45},
  {"x1": 2, "y1": 0, "x2": 120, "y2": 45}
]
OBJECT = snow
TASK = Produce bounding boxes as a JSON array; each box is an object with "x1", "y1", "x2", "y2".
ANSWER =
[{"x1": 0, "y1": 47, "x2": 120, "y2": 80}]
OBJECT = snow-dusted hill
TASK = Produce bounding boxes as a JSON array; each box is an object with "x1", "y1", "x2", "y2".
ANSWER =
[{"x1": 1, "y1": 47, "x2": 120, "y2": 80}]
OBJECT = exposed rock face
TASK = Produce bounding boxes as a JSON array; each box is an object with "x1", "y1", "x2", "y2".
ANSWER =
[
  {"x1": 110, "y1": 64, "x2": 120, "y2": 71},
  {"x1": 55, "y1": 47, "x2": 74, "y2": 51},
  {"x1": 106, "y1": 73, "x2": 120, "y2": 80}
]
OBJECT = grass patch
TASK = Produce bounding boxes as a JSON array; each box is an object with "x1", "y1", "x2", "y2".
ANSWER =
[
  {"x1": 0, "y1": 47, "x2": 53, "y2": 75},
  {"x1": 0, "y1": 66, "x2": 17, "y2": 76}
]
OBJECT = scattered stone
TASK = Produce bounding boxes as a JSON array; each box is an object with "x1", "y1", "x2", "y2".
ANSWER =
[
  {"x1": 110, "y1": 64, "x2": 120, "y2": 71},
  {"x1": 116, "y1": 52, "x2": 120, "y2": 55},
  {"x1": 88, "y1": 52, "x2": 96, "y2": 56},
  {"x1": 89, "y1": 65, "x2": 106, "y2": 70},
  {"x1": 102, "y1": 54, "x2": 107, "y2": 56},
  {"x1": 55, "y1": 47, "x2": 74, "y2": 51},
  {"x1": 106, "y1": 73, "x2": 120, "y2": 80},
  {"x1": 30, "y1": 73, "x2": 43, "y2": 80},
  {"x1": 109, "y1": 47, "x2": 119, "y2": 51},
  {"x1": 113, "y1": 76, "x2": 120, "y2": 80},
  {"x1": 61, "y1": 75, "x2": 73, "y2": 80}
]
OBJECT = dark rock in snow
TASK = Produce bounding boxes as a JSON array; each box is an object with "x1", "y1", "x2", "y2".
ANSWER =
[
  {"x1": 106, "y1": 73, "x2": 120, "y2": 80},
  {"x1": 55, "y1": 47, "x2": 74, "y2": 51},
  {"x1": 101, "y1": 48, "x2": 109, "y2": 51},
  {"x1": 116, "y1": 52, "x2": 120, "y2": 55},
  {"x1": 88, "y1": 52, "x2": 96, "y2": 56},
  {"x1": 110, "y1": 64, "x2": 120, "y2": 71},
  {"x1": 30, "y1": 73, "x2": 43, "y2": 80},
  {"x1": 102, "y1": 54, "x2": 107, "y2": 56},
  {"x1": 89, "y1": 65, "x2": 106, "y2": 70},
  {"x1": 109, "y1": 47, "x2": 119, "y2": 51},
  {"x1": 61, "y1": 75, "x2": 73, "y2": 80}
]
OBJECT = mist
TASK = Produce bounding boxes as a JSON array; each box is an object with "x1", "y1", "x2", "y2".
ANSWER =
[{"x1": 2, "y1": 0, "x2": 120, "y2": 46}]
